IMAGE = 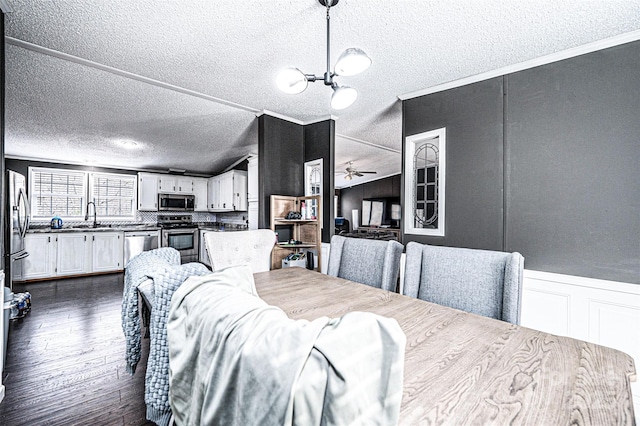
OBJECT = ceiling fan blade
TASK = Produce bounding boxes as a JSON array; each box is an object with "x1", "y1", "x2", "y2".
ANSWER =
[
  {"x1": 359, "y1": 171, "x2": 377, "y2": 174},
  {"x1": 354, "y1": 172, "x2": 363, "y2": 177}
]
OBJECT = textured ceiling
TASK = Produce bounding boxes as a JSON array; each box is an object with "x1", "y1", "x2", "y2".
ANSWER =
[{"x1": 4, "y1": 0, "x2": 640, "y2": 187}]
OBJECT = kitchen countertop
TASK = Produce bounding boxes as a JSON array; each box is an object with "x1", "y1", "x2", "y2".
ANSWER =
[
  {"x1": 27, "y1": 224, "x2": 160, "y2": 233},
  {"x1": 26, "y1": 223, "x2": 248, "y2": 233}
]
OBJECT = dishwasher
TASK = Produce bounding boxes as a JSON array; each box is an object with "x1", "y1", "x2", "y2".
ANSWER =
[{"x1": 124, "y1": 230, "x2": 160, "y2": 266}]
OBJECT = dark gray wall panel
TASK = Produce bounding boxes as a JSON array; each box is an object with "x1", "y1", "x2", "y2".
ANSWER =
[
  {"x1": 304, "y1": 120, "x2": 335, "y2": 242},
  {"x1": 258, "y1": 114, "x2": 304, "y2": 228},
  {"x1": 1, "y1": 15, "x2": 5, "y2": 262},
  {"x1": 402, "y1": 77, "x2": 505, "y2": 251},
  {"x1": 506, "y1": 41, "x2": 640, "y2": 283}
]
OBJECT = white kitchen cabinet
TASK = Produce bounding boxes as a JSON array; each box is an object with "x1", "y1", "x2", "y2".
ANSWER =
[
  {"x1": 57, "y1": 233, "x2": 91, "y2": 276},
  {"x1": 248, "y1": 201, "x2": 258, "y2": 230},
  {"x1": 218, "y1": 172, "x2": 234, "y2": 211},
  {"x1": 193, "y1": 177, "x2": 208, "y2": 211},
  {"x1": 158, "y1": 175, "x2": 193, "y2": 194},
  {"x1": 158, "y1": 175, "x2": 176, "y2": 193},
  {"x1": 22, "y1": 234, "x2": 57, "y2": 280},
  {"x1": 247, "y1": 157, "x2": 258, "y2": 202},
  {"x1": 138, "y1": 172, "x2": 159, "y2": 211},
  {"x1": 21, "y1": 231, "x2": 125, "y2": 281},
  {"x1": 207, "y1": 176, "x2": 220, "y2": 211},
  {"x1": 208, "y1": 170, "x2": 248, "y2": 212},
  {"x1": 177, "y1": 177, "x2": 194, "y2": 193},
  {"x1": 91, "y1": 232, "x2": 124, "y2": 272},
  {"x1": 247, "y1": 157, "x2": 259, "y2": 229}
]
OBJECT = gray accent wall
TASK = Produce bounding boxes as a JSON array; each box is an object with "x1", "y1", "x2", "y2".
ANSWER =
[
  {"x1": 402, "y1": 40, "x2": 640, "y2": 285},
  {"x1": 505, "y1": 42, "x2": 640, "y2": 283},
  {"x1": 403, "y1": 77, "x2": 505, "y2": 251}
]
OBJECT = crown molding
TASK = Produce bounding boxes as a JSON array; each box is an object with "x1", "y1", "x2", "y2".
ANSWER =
[
  {"x1": 256, "y1": 110, "x2": 338, "y2": 126},
  {"x1": 398, "y1": 29, "x2": 640, "y2": 100}
]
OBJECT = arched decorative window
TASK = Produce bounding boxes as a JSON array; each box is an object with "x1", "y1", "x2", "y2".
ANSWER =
[
  {"x1": 413, "y1": 142, "x2": 439, "y2": 228},
  {"x1": 404, "y1": 128, "x2": 446, "y2": 236}
]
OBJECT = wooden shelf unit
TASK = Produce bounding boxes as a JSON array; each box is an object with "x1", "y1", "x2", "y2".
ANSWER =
[{"x1": 270, "y1": 194, "x2": 322, "y2": 271}]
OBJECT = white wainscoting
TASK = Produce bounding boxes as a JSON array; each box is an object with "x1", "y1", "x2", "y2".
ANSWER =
[{"x1": 521, "y1": 269, "x2": 640, "y2": 421}]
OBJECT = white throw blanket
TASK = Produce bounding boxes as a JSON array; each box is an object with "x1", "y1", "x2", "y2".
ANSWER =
[{"x1": 167, "y1": 266, "x2": 406, "y2": 426}]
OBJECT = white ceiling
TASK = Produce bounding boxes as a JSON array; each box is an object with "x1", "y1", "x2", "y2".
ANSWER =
[{"x1": 4, "y1": 0, "x2": 640, "y2": 188}]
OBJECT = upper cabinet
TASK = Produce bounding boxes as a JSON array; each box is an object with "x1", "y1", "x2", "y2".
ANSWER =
[
  {"x1": 192, "y1": 178, "x2": 208, "y2": 212},
  {"x1": 158, "y1": 176, "x2": 194, "y2": 194},
  {"x1": 207, "y1": 170, "x2": 247, "y2": 212},
  {"x1": 138, "y1": 172, "x2": 209, "y2": 211},
  {"x1": 138, "y1": 172, "x2": 159, "y2": 211}
]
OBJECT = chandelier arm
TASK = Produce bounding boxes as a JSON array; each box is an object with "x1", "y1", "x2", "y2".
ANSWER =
[{"x1": 324, "y1": 1, "x2": 334, "y2": 86}]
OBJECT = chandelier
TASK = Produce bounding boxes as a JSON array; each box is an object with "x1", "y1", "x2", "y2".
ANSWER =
[{"x1": 275, "y1": 0, "x2": 372, "y2": 110}]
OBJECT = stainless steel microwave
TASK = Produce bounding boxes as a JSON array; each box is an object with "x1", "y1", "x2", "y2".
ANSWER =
[{"x1": 158, "y1": 193, "x2": 195, "y2": 211}]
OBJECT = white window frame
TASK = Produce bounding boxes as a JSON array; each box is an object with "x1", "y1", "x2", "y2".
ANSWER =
[
  {"x1": 88, "y1": 172, "x2": 137, "y2": 221},
  {"x1": 304, "y1": 159, "x2": 323, "y2": 220},
  {"x1": 29, "y1": 167, "x2": 88, "y2": 221},
  {"x1": 404, "y1": 128, "x2": 446, "y2": 237},
  {"x1": 29, "y1": 166, "x2": 138, "y2": 222}
]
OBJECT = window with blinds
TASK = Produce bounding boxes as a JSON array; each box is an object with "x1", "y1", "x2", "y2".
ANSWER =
[
  {"x1": 29, "y1": 167, "x2": 138, "y2": 221},
  {"x1": 88, "y1": 172, "x2": 136, "y2": 219},
  {"x1": 29, "y1": 167, "x2": 87, "y2": 219}
]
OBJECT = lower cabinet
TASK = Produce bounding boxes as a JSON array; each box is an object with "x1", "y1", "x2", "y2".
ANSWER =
[
  {"x1": 58, "y1": 233, "x2": 91, "y2": 276},
  {"x1": 22, "y1": 231, "x2": 124, "y2": 281},
  {"x1": 22, "y1": 234, "x2": 57, "y2": 280},
  {"x1": 91, "y1": 233, "x2": 124, "y2": 272}
]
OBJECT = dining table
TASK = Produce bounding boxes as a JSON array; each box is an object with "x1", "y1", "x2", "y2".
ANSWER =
[{"x1": 253, "y1": 267, "x2": 637, "y2": 425}]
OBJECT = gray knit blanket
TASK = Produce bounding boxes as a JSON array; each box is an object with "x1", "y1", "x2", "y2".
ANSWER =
[{"x1": 122, "y1": 247, "x2": 209, "y2": 426}]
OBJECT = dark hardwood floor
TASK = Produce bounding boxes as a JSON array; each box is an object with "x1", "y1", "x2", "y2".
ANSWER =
[{"x1": 0, "y1": 274, "x2": 153, "y2": 425}]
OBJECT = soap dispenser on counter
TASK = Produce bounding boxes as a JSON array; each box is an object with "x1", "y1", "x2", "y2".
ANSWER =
[{"x1": 50, "y1": 215, "x2": 63, "y2": 229}]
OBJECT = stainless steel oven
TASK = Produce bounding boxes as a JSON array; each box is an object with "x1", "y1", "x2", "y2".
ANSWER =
[{"x1": 158, "y1": 215, "x2": 199, "y2": 263}]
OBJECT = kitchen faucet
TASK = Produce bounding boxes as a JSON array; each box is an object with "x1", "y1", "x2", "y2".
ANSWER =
[{"x1": 85, "y1": 200, "x2": 98, "y2": 228}]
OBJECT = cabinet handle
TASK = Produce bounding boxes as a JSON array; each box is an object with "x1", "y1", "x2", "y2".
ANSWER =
[
  {"x1": 84, "y1": 235, "x2": 86, "y2": 241},
  {"x1": 48, "y1": 236, "x2": 50, "y2": 243}
]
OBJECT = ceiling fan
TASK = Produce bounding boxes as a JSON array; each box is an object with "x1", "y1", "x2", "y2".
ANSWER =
[{"x1": 342, "y1": 161, "x2": 377, "y2": 180}]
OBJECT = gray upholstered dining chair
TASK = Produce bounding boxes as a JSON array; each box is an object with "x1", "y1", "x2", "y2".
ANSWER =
[
  {"x1": 402, "y1": 242, "x2": 524, "y2": 324},
  {"x1": 204, "y1": 229, "x2": 276, "y2": 273},
  {"x1": 327, "y1": 235, "x2": 404, "y2": 292}
]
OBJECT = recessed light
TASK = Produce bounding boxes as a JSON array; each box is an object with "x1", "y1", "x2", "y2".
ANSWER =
[{"x1": 115, "y1": 139, "x2": 141, "y2": 149}]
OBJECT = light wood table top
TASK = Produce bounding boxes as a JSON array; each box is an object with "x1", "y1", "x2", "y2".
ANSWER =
[{"x1": 254, "y1": 267, "x2": 637, "y2": 425}]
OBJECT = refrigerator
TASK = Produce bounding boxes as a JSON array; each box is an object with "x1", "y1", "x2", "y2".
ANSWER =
[{"x1": 5, "y1": 170, "x2": 30, "y2": 290}]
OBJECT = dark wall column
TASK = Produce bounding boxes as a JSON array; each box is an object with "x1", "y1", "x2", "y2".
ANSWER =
[
  {"x1": 304, "y1": 119, "x2": 335, "y2": 242},
  {"x1": 257, "y1": 114, "x2": 304, "y2": 228},
  {"x1": 1, "y1": 13, "x2": 5, "y2": 264}
]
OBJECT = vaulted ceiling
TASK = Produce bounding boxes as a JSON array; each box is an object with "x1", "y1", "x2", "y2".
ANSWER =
[{"x1": 4, "y1": 0, "x2": 640, "y2": 187}]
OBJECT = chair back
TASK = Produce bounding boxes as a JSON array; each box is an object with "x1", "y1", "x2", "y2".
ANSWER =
[
  {"x1": 204, "y1": 229, "x2": 276, "y2": 273},
  {"x1": 327, "y1": 235, "x2": 404, "y2": 291},
  {"x1": 403, "y1": 242, "x2": 524, "y2": 324}
]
